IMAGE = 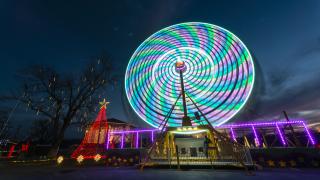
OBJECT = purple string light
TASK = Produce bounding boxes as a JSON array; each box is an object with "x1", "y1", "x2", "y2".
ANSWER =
[
  {"x1": 120, "y1": 133, "x2": 124, "y2": 149},
  {"x1": 107, "y1": 129, "x2": 157, "y2": 149},
  {"x1": 106, "y1": 133, "x2": 110, "y2": 149},
  {"x1": 302, "y1": 122, "x2": 316, "y2": 145},
  {"x1": 151, "y1": 131, "x2": 154, "y2": 142},
  {"x1": 251, "y1": 125, "x2": 260, "y2": 147},
  {"x1": 218, "y1": 120, "x2": 305, "y2": 128},
  {"x1": 135, "y1": 132, "x2": 139, "y2": 148},
  {"x1": 230, "y1": 127, "x2": 237, "y2": 142},
  {"x1": 111, "y1": 129, "x2": 157, "y2": 134},
  {"x1": 104, "y1": 120, "x2": 316, "y2": 149},
  {"x1": 276, "y1": 123, "x2": 286, "y2": 146}
]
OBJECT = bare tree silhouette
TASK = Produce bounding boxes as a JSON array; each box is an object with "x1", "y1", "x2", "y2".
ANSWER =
[
  {"x1": 2, "y1": 56, "x2": 116, "y2": 157},
  {"x1": 0, "y1": 110, "x2": 10, "y2": 139}
]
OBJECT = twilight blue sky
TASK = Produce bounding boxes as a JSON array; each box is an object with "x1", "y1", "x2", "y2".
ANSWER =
[{"x1": 1, "y1": 0, "x2": 320, "y2": 136}]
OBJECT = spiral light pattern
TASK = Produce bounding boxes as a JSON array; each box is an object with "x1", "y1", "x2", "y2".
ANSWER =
[{"x1": 125, "y1": 22, "x2": 255, "y2": 128}]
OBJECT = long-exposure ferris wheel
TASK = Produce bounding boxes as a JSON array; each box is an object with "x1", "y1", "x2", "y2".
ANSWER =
[{"x1": 125, "y1": 22, "x2": 255, "y2": 128}]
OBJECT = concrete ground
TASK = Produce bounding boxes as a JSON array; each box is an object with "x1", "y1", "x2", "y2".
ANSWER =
[{"x1": 1, "y1": 166, "x2": 320, "y2": 180}]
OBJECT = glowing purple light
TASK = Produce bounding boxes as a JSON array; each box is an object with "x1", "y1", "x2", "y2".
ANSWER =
[
  {"x1": 302, "y1": 122, "x2": 316, "y2": 145},
  {"x1": 104, "y1": 120, "x2": 316, "y2": 149},
  {"x1": 106, "y1": 133, "x2": 110, "y2": 149},
  {"x1": 251, "y1": 125, "x2": 260, "y2": 147},
  {"x1": 111, "y1": 129, "x2": 157, "y2": 134},
  {"x1": 151, "y1": 131, "x2": 154, "y2": 142},
  {"x1": 218, "y1": 120, "x2": 305, "y2": 128},
  {"x1": 218, "y1": 120, "x2": 316, "y2": 146},
  {"x1": 120, "y1": 133, "x2": 124, "y2": 149},
  {"x1": 276, "y1": 123, "x2": 286, "y2": 146},
  {"x1": 106, "y1": 129, "x2": 157, "y2": 149},
  {"x1": 135, "y1": 132, "x2": 139, "y2": 148},
  {"x1": 230, "y1": 127, "x2": 237, "y2": 142}
]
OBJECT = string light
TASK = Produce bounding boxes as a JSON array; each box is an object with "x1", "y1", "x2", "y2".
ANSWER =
[
  {"x1": 94, "y1": 154, "x2": 101, "y2": 162},
  {"x1": 57, "y1": 156, "x2": 64, "y2": 164},
  {"x1": 106, "y1": 120, "x2": 316, "y2": 147},
  {"x1": 77, "y1": 155, "x2": 84, "y2": 164},
  {"x1": 72, "y1": 99, "x2": 109, "y2": 159}
]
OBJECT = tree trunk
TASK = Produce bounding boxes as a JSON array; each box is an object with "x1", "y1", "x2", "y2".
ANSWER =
[{"x1": 47, "y1": 121, "x2": 69, "y2": 158}]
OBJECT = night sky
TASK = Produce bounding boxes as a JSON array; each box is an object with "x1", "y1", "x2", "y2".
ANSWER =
[{"x1": 1, "y1": 0, "x2": 320, "y2": 137}]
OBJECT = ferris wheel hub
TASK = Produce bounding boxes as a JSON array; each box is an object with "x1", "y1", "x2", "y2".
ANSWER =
[{"x1": 175, "y1": 59, "x2": 186, "y2": 72}]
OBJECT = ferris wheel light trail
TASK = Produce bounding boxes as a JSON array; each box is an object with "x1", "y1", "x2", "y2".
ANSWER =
[{"x1": 125, "y1": 22, "x2": 255, "y2": 128}]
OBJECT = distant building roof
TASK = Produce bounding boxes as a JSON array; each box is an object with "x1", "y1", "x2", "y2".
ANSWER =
[{"x1": 108, "y1": 118, "x2": 136, "y2": 127}]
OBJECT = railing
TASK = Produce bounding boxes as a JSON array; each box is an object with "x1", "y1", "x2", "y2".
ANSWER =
[{"x1": 147, "y1": 139, "x2": 253, "y2": 167}]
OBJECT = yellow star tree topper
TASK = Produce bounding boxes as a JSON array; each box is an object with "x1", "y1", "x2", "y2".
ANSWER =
[{"x1": 99, "y1": 98, "x2": 110, "y2": 109}]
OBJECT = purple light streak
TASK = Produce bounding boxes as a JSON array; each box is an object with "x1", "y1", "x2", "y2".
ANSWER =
[
  {"x1": 107, "y1": 129, "x2": 156, "y2": 149},
  {"x1": 120, "y1": 133, "x2": 124, "y2": 149},
  {"x1": 218, "y1": 120, "x2": 315, "y2": 146},
  {"x1": 251, "y1": 125, "x2": 260, "y2": 147},
  {"x1": 151, "y1": 131, "x2": 154, "y2": 142},
  {"x1": 135, "y1": 132, "x2": 139, "y2": 148},
  {"x1": 218, "y1": 120, "x2": 305, "y2": 128},
  {"x1": 104, "y1": 120, "x2": 316, "y2": 149},
  {"x1": 106, "y1": 133, "x2": 110, "y2": 150},
  {"x1": 302, "y1": 122, "x2": 316, "y2": 145},
  {"x1": 230, "y1": 127, "x2": 237, "y2": 142},
  {"x1": 276, "y1": 123, "x2": 286, "y2": 146},
  {"x1": 110, "y1": 129, "x2": 157, "y2": 134}
]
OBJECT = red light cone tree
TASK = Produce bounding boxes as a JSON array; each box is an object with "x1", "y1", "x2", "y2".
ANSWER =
[{"x1": 71, "y1": 99, "x2": 109, "y2": 159}]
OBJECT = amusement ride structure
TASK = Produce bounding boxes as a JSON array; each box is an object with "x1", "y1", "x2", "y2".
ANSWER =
[{"x1": 125, "y1": 22, "x2": 255, "y2": 169}]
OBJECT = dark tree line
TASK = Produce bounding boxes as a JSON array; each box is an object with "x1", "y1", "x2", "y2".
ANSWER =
[{"x1": 2, "y1": 56, "x2": 116, "y2": 157}]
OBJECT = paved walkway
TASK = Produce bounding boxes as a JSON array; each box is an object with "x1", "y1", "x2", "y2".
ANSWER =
[{"x1": 1, "y1": 166, "x2": 319, "y2": 180}]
